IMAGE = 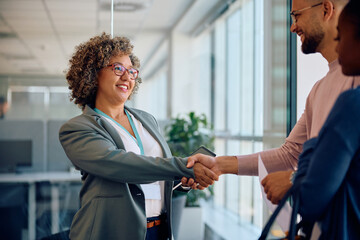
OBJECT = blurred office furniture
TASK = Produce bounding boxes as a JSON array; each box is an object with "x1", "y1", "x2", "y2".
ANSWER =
[
  {"x1": 0, "y1": 172, "x2": 81, "y2": 240},
  {"x1": 0, "y1": 120, "x2": 45, "y2": 172},
  {"x1": 171, "y1": 194, "x2": 187, "y2": 240},
  {"x1": 0, "y1": 183, "x2": 27, "y2": 240},
  {"x1": 41, "y1": 229, "x2": 70, "y2": 240},
  {"x1": 47, "y1": 120, "x2": 73, "y2": 172},
  {"x1": 0, "y1": 119, "x2": 81, "y2": 240},
  {"x1": 0, "y1": 140, "x2": 32, "y2": 173},
  {"x1": 0, "y1": 119, "x2": 72, "y2": 173}
]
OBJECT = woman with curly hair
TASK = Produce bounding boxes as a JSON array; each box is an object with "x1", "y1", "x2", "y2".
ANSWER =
[{"x1": 59, "y1": 33, "x2": 218, "y2": 240}]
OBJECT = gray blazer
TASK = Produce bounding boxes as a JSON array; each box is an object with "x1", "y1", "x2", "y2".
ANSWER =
[{"x1": 59, "y1": 105, "x2": 195, "y2": 240}]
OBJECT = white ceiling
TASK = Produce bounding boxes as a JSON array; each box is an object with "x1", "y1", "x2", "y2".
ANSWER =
[{"x1": 0, "y1": 0, "x2": 227, "y2": 82}]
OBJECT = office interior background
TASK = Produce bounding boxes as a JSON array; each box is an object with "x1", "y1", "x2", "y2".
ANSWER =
[{"x1": 0, "y1": 0, "x2": 329, "y2": 239}]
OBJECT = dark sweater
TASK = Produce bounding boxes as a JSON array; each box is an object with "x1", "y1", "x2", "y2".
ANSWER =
[{"x1": 295, "y1": 87, "x2": 360, "y2": 240}]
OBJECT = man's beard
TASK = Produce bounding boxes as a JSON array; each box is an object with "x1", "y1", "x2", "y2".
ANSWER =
[{"x1": 301, "y1": 20, "x2": 324, "y2": 54}]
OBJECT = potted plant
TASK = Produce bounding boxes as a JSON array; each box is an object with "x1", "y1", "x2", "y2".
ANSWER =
[
  {"x1": 165, "y1": 112, "x2": 214, "y2": 158},
  {"x1": 165, "y1": 111, "x2": 215, "y2": 203},
  {"x1": 165, "y1": 111, "x2": 215, "y2": 239}
]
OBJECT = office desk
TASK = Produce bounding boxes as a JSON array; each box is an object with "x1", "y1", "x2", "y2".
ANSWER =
[{"x1": 0, "y1": 172, "x2": 81, "y2": 240}]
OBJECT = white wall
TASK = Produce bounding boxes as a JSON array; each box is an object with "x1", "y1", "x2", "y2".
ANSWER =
[
  {"x1": 170, "y1": 31, "x2": 194, "y2": 116},
  {"x1": 169, "y1": 31, "x2": 211, "y2": 118},
  {"x1": 296, "y1": 36, "x2": 328, "y2": 119},
  {"x1": 134, "y1": 70, "x2": 167, "y2": 120}
]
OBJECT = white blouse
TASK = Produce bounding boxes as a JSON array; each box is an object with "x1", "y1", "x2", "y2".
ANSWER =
[{"x1": 98, "y1": 109, "x2": 165, "y2": 218}]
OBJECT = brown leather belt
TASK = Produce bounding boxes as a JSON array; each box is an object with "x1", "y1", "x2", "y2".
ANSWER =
[{"x1": 147, "y1": 219, "x2": 161, "y2": 228}]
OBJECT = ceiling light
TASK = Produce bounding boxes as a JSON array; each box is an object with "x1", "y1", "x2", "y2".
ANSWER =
[{"x1": 100, "y1": 0, "x2": 152, "y2": 12}]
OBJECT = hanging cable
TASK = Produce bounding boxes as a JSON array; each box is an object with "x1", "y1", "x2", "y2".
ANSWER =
[{"x1": 111, "y1": 0, "x2": 114, "y2": 37}]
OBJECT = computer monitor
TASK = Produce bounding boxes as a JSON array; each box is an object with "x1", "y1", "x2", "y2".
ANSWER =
[{"x1": 0, "y1": 140, "x2": 32, "y2": 173}]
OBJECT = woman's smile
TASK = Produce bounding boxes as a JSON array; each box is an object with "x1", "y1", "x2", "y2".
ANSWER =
[{"x1": 116, "y1": 83, "x2": 129, "y2": 92}]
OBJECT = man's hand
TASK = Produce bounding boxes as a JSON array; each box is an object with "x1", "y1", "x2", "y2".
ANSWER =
[
  {"x1": 187, "y1": 154, "x2": 221, "y2": 175},
  {"x1": 261, "y1": 170, "x2": 293, "y2": 204},
  {"x1": 182, "y1": 154, "x2": 238, "y2": 190},
  {"x1": 181, "y1": 154, "x2": 222, "y2": 189}
]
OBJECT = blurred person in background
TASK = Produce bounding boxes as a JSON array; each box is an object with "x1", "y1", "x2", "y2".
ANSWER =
[{"x1": 0, "y1": 96, "x2": 9, "y2": 119}]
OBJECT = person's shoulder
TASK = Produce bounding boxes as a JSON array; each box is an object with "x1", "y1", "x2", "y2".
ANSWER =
[
  {"x1": 60, "y1": 110, "x2": 98, "y2": 133},
  {"x1": 129, "y1": 107, "x2": 149, "y2": 115},
  {"x1": 306, "y1": 77, "x2": 325, "y2": 101},
  {"x1": 127, "y1": 107, "x2": 159, "y2": 127},
  {"x1": 336, "y1": 87, "x2": 360, "y2": 113},
  {"x1": 127, "y1": 107, "x2": 155, "y2": 119},
  {"x1": 338, "y1": 87, "x2": 360, "y2": 102},
  {"x1": 309, "y1": 62, "x2": 351, "y2": 95},
  {"x1": 67, "y1": 114, "x2": 92, "y2": 124},
  {"x1": 60, "y1": 114, "x2": 85, "y2": 130}
]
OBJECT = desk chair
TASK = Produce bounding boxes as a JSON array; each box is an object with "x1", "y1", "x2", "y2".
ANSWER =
[{"x1": 41, "y1": 229, "x2": 70, "y2": 240}]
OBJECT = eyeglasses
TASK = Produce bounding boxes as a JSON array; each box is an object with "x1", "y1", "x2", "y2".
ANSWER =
[
  {"x1": 290, "y1": 2, "x2": 322, "y2": 24},
  {"x1": 106, "y1": 63, "x2": 139, "y2": 80}
]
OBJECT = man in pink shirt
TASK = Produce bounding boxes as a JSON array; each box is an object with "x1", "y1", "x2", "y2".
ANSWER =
[{"x1": 186, "y1": 0, "x2": 360, "y2": 202}]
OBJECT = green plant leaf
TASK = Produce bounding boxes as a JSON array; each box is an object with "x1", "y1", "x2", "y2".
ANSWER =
[{"x1": 165, "y1": 112, "x2": 215, "y2": 206}]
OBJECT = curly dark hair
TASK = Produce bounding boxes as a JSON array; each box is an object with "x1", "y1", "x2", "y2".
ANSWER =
[
  {"x1": 342, "y1": 0, "x2": 360, "y2": 39},
  {"x1": 65, "y1": 32, "x2": 142, "y2": 110}
]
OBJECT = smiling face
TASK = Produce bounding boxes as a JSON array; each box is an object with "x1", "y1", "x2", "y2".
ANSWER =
[
  {"x1": 336, "y1": 12, "x2": 360, "y2": 76},
  {"x1": 96, "y1": 54, "x2": 136, "y2": 107},
  {"x1": 290, "y1": 0, "x2": 325, "y2": 54}
]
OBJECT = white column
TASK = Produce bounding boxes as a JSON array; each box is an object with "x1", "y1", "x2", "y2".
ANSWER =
[
  {"x1": 51, "y1": 184, "x2": 60, "y2": 234},
  {"x1": 28, "y1": 183, "x2": 36, "y2": 240}
]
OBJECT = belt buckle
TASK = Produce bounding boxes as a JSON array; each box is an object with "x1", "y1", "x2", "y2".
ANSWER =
[{"x1": 147, "y1": 219, "x2": 161, "y2": 228}]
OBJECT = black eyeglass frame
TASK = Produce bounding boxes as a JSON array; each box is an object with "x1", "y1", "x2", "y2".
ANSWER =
[{"x1": 290, "y1": 2, "x2": 322, "y2": 24}]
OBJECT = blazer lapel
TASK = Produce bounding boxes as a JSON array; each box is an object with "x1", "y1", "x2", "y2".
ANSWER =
[
  {"x1": 125, "y1": 106, "x2": 172, "y2": 158},
  {"x1": 83, "y1": 105, "x2": 126, "y2": 150},
  {"x1": 84, "y1": 105, "x2": 171, "y2": 157}
]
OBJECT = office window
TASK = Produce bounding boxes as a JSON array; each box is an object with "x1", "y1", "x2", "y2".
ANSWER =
[
  {"x1": 211, "y1": 0, "x2": 289, "y2": 230},
  {"x1": 212, "y1": 0, "x2": 262, "y2": 220},
  {"x1": 226, "y1": 10, "x2": 241, "y2": 135},
  {"x1": 191, "y1": 33, "x2": 212, "y2": 118},
  {"x1": 130, "y1": 0, "x2": 290, "y2": 232},
  {"x1": 225, "y1": 140, "x2": 241, "y2": 214},
  {"x1": 214, "y1": 20, "x2": 226, "y2": 131},
  {"x1": 213, "y1": 138, "x2": 226, "y2": 206}
]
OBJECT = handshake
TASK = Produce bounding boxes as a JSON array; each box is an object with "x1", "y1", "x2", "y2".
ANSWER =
[{"x1": 181, "y1": 154, "x2": 238, "y2": 190}]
